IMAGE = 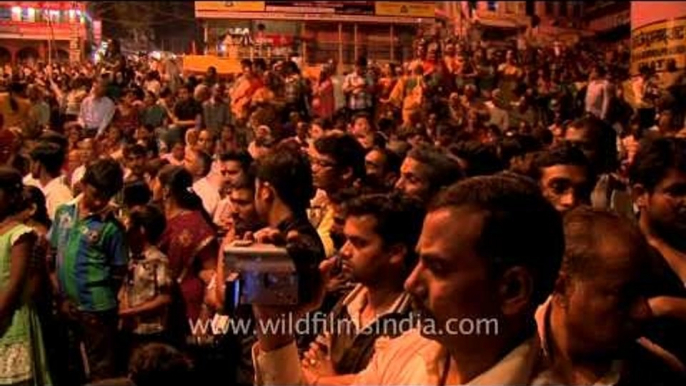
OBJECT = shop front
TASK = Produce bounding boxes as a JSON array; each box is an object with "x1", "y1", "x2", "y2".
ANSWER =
[{"x1": 188, "y1": 1, "x2": 437, "y2": 74}]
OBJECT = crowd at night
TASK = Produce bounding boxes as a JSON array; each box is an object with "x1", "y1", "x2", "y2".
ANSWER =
[{"x1": 1, "y1": 6, "x2": 686, "y2": 386}]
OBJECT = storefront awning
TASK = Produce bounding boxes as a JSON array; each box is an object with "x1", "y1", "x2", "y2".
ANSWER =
[{"x1": 475, "y1": 18, "x2": 521, "y2": 29}]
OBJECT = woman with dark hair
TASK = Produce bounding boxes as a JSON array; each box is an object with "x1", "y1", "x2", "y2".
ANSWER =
[
  {"x1": 18, "y1": 186, "x2": 51, "y2": 231},
  {"x1": 112, "y1": 88, "x2": 141, "y2": 138},
  {"x1": 0, "y1": 168, "x2": 52, "y2": 385},
  {"x1": 152, "y1": 166, "x2": 217, "y2": 338}
]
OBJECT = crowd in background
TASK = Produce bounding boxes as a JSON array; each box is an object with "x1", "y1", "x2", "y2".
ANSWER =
[{"x1": 0, "y1": 27, "x2": 685, "y2": 386}]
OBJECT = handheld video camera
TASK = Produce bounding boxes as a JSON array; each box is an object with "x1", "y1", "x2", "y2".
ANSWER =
[{"x1": 222, "y1": 239, "x2": 320, "y2": 315}]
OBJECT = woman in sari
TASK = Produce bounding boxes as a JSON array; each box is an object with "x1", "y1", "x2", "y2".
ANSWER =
[{"x1": 153, "y1": 166, "x2": 217, "y2": 335}]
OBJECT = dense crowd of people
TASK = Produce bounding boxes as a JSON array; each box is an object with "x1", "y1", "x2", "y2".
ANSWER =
[{"x1": 0, "y1": 30, "x2": 686, "y2": 386}]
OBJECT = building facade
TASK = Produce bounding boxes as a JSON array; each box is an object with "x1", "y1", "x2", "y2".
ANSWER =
[
  {"x1": 193, "y1": 1, "x2": 437, "y2": 72},
  {"x1": 583, "y1": 1, "x2": 630, "y2": 41},
  {"x1": 440, "y1": 1, "x2": 593, "y2": 45},
  {"x1": 0, "y1": 1, "x2": 90, "y2": 65}
]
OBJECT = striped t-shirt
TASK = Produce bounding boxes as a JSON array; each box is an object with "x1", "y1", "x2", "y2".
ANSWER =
[{"x1": 49, "y1": 198, "x2": 128, "y2": 312}]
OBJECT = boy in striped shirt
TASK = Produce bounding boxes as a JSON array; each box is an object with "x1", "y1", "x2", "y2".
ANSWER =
[{"x1": 49, "y1": 158, "x2": 126, "y2": 383}]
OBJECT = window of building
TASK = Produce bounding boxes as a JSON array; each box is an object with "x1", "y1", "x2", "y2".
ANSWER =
[
  {"x1": 21, "y1": 7, "x2": 33, "y2": 22},
  {"x1": 505, "y1": 2, "x2": 516, "y2": 14},
  {"x1": 49, "y1": 10, "x2": 62, "y2": 23},
  {"x1": 559, "y1": 1, "x2": 568, "y2": 16},
  {"x1": 545, "y1": 2, "x2": 554, "y2": 15},
  {"x1": 525, "y1": 0, "x2": 535, "y2": 16},
  {"x1": 0, "y1": 8, "x2": 11, "y2": 21},
  {"x1": 487, "y1": 1, "x2": 497, "y2": 12}
]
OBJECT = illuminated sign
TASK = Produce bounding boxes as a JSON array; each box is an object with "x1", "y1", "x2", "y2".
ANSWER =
[
  {"x1": 195, "y1": 1, "x2": 266, "y2": 15},
  {"x1": 374, "y1": 2, "x2": 435, "y2": 18}
]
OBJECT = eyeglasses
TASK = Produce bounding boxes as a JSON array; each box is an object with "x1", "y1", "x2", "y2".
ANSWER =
[{"x1": 311, "y1": 158, "x2": 337, "y2": 169}]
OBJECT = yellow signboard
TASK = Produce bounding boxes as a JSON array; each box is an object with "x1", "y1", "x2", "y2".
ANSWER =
[
  {"x1": 631, "y1": 17, "x2": 686, "y2": 75},
  {"x1": 375, "y1": 2, "x2": 435, "y2": 18},
  {"x1": 195, "y1": 2, "x2": 266, "y2": 13}
]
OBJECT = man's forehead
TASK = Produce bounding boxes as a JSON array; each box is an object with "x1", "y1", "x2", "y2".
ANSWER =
[
  {"x1": 365, "y1": 150, "x2": 384, "y2": 163},
  {"x1": 221, "y1": 160, "x2": 241, "y2": 169},
  {"x1": 657, "y1": 168, "x2": 686, "y2": 188},
  {"x1": 565, "y1": 126, "x2": 590, "y2": 141},
  {"x1": 344, "y1": 214, "x2": 378, "y2": 236},
  {"x1": 418, "y1": 207, "x2": 484, "y2": 256},
  {"x1": 541, "y1": 164, "x2": 588, "y2": 181},
  {"x1": 231, "y1": 189, "x2": 253, "y2": 200},
  {"x1": 403, "y1": 157, "x2": 428, "y2": 175}
]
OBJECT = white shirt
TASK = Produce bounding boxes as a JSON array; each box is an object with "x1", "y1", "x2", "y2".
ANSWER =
[
  {"x1": 213, "y1": 196, "x2": 233, "y2": 228},
  {"x1": 193, "y1": 177, "x2": 220, "y2": 217},
  {"x1": 253, "y1": 330, "x2": 541, "y2": 385},
  {"x1": 78, "y1": 94, "x2": 116, "y2": 135},
  {"x1": 331, "y1": 75, "x2": 346, "y2": 112},
  {"x1": 485, "y1": 100, "x2": 509, "y2": 132},
  {"x1": 28, "y1": 176, "x2": 74, "y2": 220},
  {"x1": 585, "y1": 79, "x2": 612, "y2": 121},
  {"x1": 71, "y1": 165, "x2": 87, "y2": 191},
  {"x1": 532, "y1": 297, "x2": 622, "y2": 386}
]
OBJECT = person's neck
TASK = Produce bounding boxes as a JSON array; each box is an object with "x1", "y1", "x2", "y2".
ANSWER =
[
  {"x1": 640, "y1": 213, "x2": 686, "y2": 254},
  {"x1": 445, "y1": 321, "x2": 533, "y2": 384},
  {"x1": 548, "y1": 302, "x2": 615, "y2": 385},
  {"x1": 78, "y1": 197, "x2": 101, "y2": 219},
  {"x1": 39, "y1": 172, "x2": 58, "y2": 187},
  {"x1": 267, "y1": 201, "x2": 294, "y2": 228},
  {"x1": 165, "y1": 201, "x2": 187, "y2": 219},
  {"x1": 141, "y1": 242, "x2": 155, "y2": 255},
  {"x1": 363, "y1": 276, "x2": 404, "y2": 313}
]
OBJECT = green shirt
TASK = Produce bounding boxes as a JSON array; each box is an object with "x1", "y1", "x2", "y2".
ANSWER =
[{"x1": 49, "y1": 198, "x2": 128, "y2": 312}]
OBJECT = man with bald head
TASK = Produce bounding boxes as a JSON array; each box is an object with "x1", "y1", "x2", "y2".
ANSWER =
[{"x1": 534, "y1": 206, "x2": 685, "y2": 385}]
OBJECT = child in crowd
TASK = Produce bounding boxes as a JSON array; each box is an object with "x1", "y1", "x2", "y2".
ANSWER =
[{"x1": 118, "y1": 205, "x2": 172, "y2": 360}]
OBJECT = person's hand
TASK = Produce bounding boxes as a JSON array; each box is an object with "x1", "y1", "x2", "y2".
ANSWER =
[
  {"x1": 301, "y1": 334, "x2": 336, "y2": 377},
  {"x1": 250, "y1": 227, "x2": 287, "y2": 245},
  {"x1": 252, "y1": 258, "x2": 337, "y2": 352},
  {"x1": 649, "y1": 296, "x2": 677, "y2": 318},
  {"x1": 58, "y1": 298, "x2": 79, "y2": 320}
]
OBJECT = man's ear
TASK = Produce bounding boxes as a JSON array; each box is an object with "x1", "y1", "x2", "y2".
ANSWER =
[
  {"x1": 552, "y1": 272, "x2": 571, "y2": 308},
  {"x1": 258, "y1": 181, "x2": 274, "y2": 203},
  {"x1": 386, "y1": 244, "x2": 407, "y2": 267},
  {"x1": 632, "y1": 183, "x2": 649, "y2": 210},
  {"x1": 341, "y1": 167, "x2": 353, "y2": 183},
  {"x1": 499, "y1": 266, "x2": 533, "y2": 317},
  {"x1": 384, "y1": 172, "x2": 399, "y2": 188}
]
